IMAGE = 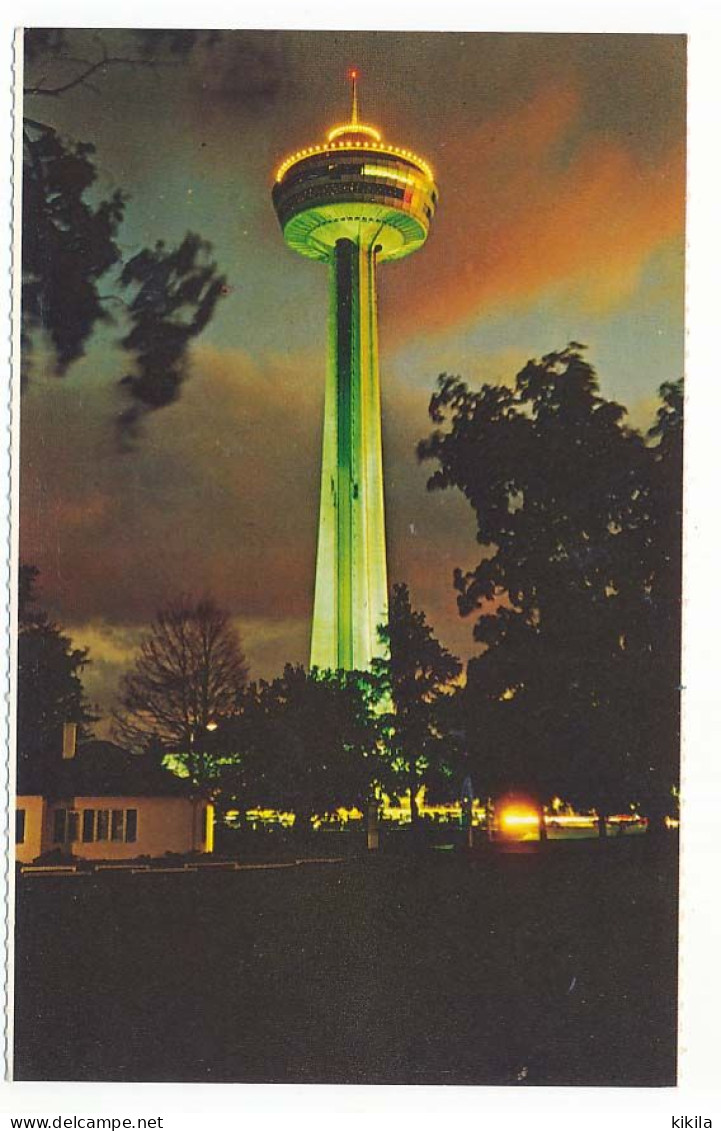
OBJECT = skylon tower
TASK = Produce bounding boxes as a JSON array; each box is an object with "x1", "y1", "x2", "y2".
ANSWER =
[{"x1": 272, "y1": 73, "x2": 438, "y2": 672}]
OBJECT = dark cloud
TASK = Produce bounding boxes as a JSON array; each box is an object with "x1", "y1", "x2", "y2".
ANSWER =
[
  {"x1": 188, "y1": 32, "x2": 289, "y2": 107},
  {"x1": 20, "y1": 343, "x2": 479, "y2": 709},
  {"x1": 21, "y1": 346, "x2": 320, "y2": 623}
]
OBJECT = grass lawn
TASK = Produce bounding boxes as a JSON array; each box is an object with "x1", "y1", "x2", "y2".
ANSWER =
[{"x1": 13, "y1": 837, "x2": 677, "y2": 1085}]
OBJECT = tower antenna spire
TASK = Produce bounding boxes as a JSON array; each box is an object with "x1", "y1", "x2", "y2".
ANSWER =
[{"x1": 350, "y1": 68, "x2": 359, "y2": 125}]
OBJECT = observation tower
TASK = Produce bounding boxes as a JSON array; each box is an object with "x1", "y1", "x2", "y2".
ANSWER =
[{"x1": 272, "y1": 73, "x2": 438, "y2": 672}]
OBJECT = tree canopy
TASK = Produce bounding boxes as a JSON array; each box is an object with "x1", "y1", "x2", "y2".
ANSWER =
[
  {"x1": 371, "y1": 583, "x2": 462, "y2": 823},
  {"x1": 216, "y1": 665, "x2": 384, "y2": 827},
  {"x1": 17, "y1": 564, "x2": 94, "y2": 791},
  {"x1": 419, "y1": 346, "x2": 682, "y2": 823},
  {"x1": 22, "y1": 31, "x2": 227, "y2": 434}
]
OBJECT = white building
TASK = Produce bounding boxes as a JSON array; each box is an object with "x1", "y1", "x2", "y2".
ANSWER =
[{"x1": 16, "y1": 727, "x2": 213, "y2": 864}]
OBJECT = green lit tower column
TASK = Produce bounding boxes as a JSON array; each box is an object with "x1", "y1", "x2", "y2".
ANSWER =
[{"x1": 272, "y1": 73, "x2": 438, "y2": 672}]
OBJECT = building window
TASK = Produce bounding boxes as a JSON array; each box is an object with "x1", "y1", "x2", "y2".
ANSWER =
[
  {"x1": 53, "y1": 808, "x2": 80, "y2": 844},
  {"x1": 67, "y1": 811, "x2": 80, "y2": 843},
  {"x1": 54, "y1": 807, "x2": 139, "y2": 847},
  {"x1": 16, "y1": 809, "x2": 25, "y2": 845},
  {"x1": 53, "y1": 809, "x2": 67, "y2": 844},
  {"x1": 125, "y1": 809, "x2": 138, "y2": 843}
]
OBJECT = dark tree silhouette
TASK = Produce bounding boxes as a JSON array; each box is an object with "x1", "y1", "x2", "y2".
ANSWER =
[
  {"x1": 418, "y1": 345, "x2": 682, "y2": 827},
  {"x1": 627, "y1": 379, "x2": 683, "y2": 829},
  {"x1": 117, "y1": 235, "x2": 227, "y2": 436},
  {"x1": 219, "y1": 665, "x2": 383, "y2": 831},
  {"x1": 372, "y1": 583, "x2": 462, "y2": 825},
  {"x1": 21, "y1": 31, "x2": 227, "y2": 430},
  {"x1": 113, "y1": 595, "x2": 248, "y2": 793},
  {"x1": 17, "y1": 564, "x2": 94, "y2": 791},
  {"x1": 21, "y1": 123, "x2": 126, "y2": 379}
]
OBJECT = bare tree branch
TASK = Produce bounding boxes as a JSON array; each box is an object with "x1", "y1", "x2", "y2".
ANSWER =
[
  {"x1": 24, "y1": 46, "x2": 178, "y2": 98},
  {"x1": 113, "y1": 595, "x2": 249, "y2": 793}
]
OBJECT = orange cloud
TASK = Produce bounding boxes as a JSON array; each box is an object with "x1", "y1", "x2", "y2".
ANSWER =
[{"x1": 383, "y1": 84, "x2": 685, "y2": 340}]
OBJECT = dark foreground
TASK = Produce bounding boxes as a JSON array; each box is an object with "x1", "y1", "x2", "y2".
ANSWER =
[{"x1": 14, "y1": 838, "x2": 677, "y2": 1085}]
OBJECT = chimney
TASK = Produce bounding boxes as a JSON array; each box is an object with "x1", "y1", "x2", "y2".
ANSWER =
[{"x1": 62, "y1": 722, "x2": 78, "y2": 760}]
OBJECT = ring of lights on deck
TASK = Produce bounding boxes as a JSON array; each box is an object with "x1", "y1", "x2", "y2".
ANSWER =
[{"x1": 272, "y1": 131, "x2": 438, "y2": 263}]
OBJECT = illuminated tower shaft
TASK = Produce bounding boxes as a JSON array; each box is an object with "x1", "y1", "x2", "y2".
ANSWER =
[
  {"x1": 312, "y1": 238, "x2": 387, "y2": 670},
  {"x1": 272, "y1": 75, "x2": 437, "y2": 672}
]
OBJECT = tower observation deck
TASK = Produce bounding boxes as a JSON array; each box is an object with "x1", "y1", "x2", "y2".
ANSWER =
[{"x1": 272, "y1": 73, "x2": 438, "y2": 672}]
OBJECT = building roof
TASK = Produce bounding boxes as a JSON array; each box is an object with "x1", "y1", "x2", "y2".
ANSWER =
[{"x1": 18, "y1": 740, "x2": 192, "y2": 799}]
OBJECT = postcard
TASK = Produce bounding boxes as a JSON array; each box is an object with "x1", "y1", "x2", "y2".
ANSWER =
[{"x1": 8, "y1": 24, "x2": 690, "y2": 1104}]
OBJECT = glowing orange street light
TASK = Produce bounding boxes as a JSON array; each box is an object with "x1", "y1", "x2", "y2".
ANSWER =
[
  {"x1": 500, "y1": 807, "x2": 539, "y2": 831},
  {"x1": 494, "y1": 792, "x2": 545, "y2": 841}
]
